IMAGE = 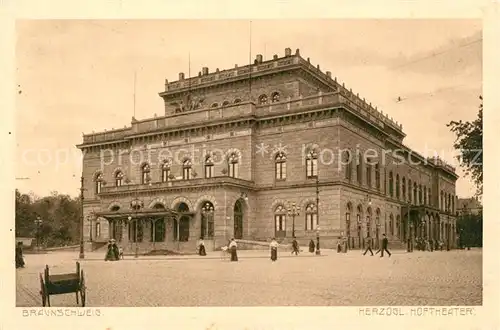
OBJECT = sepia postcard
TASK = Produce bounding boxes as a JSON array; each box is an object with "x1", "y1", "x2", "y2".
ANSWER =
[{"x1": 1, "y1": 1, "x2": 498, "y2": 330}]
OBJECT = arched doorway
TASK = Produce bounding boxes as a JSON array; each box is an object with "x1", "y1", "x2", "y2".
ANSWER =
[
  {"x1": 174, "y1": 202, "x2": 190, "y2": 242},
  {"x1": 234, "y1": 200, "x2": 243, "y2": 239}
]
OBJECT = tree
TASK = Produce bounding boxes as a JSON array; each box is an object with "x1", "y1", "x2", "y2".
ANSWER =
[
  {"x1": 15, "y1": 189, "x2": 81, "y2": 247},
  {"x1": 447, "y1": 95, "x2": 483, "y2": 195}
]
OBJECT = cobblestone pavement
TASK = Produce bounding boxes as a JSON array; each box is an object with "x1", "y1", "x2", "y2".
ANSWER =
[{"x1": 16, "y1": 249, "x2": 482, "y2": 307}]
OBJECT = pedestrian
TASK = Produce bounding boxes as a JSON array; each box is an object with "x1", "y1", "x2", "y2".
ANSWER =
[
  {"x1": 229, "y1": 238, "x2": 238, "y2": 261},
  {"x1": 118, "y1": 246, "x2": 124, "y2": 259},
  {"x1": 337, "y1": 239, "x2": 342, "y2": 253},
  {"x1": 291, "y1": 237, "x2": 300, "y2": 255},
  {"x1": 105, "y1": 240, "x2": 117, "y2": 261},
  {"x1": 15, "y1": 241, "x2": 25, "y2": 268},
  {"x1": 429, "y1": 238, "x2": 434, "y2": 252},
  {"x1": 380, "y1": 233, "x2": 392, "y2": 257},
  {"x1": 111, "y1": 239, "x2": 120, "y2": 260},
  {"x1": 309, "y1": 239, "x2": 315, "y2": 253},
  {"x1": 198, "y1": 237, "x2": 207, "y2": 256},
  {"x1": 363, "y1": 236, "x2": 374, "y2": 256},
  {"x1": 270, "y1": 237, "x2": 279, "y2": 262}
]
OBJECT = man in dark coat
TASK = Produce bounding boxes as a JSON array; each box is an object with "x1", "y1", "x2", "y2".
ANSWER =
[
  {"x1": 291, "y1": 238, "x2": 299, "y2": 255},
  {"x1": 380, "y1": 233, "x2": 391, "y2": 257},
  {"x1": 363, "y1": 236, "x2": 374, "y2": 256}
]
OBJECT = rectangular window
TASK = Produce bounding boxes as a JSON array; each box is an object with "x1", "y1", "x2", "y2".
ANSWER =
[
  {"x1": 205, "y1": 165, "x2": 214, "y2": 178},
  {"x1": 275, "y1": 215, "x2": 286, "y2": 232},
  {"x1": 276, "y1": 162, "x2": 286, "y2": 180},
  {"x1": 162, "y1": 168, "x2": 170, "y2": 182},
  {"x1": 306, "y1": 159, "x2": 317, "y2": 178},
  {"x1": 305, "y1": 214, "x2": 317, "y2": 231},
  {"x1": 229, "y1": 163, "x2": 239, "y2": 178}
]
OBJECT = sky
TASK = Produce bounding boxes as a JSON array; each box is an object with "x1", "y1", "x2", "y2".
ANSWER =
[{"x1": 15, "y1": 19, "x2": 482, "y2": 198}]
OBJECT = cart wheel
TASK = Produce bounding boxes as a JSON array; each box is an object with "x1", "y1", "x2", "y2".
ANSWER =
[
  {"x1": 80, "y1": 270, "x2": 86, "y2": 307},
  {"x1": 39, "y1": 273, "x2": 46, "y2": 307}
]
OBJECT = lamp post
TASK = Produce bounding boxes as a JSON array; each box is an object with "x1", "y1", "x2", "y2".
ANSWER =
[
  {"x1": 34, "y1": 216, "x2": 43, "y2": 252},
  {"x1": 376, "y1": 222, "x2": 381, "y2": 250},
  {"x1": 406, "y1": 199, "x2": 412, "y2": 253},
  {"x1": 79, "y1": 176, "x2": 85, "y2": 259},
  {"x1": 201, "y1": 202, "x2": 215, "y2": 250},
  {"x1": 315, "y1": 174, "x2": 320, "y2": 255},
  {"x1": 357, "y1": 216, "x2": 362, "y2": 250},
  {"x1": 316, "y1": 226, "x2": 320, "y2": 255},
  {"x1": 286, "y1": 202, "x2": 300, "y2": 238}
]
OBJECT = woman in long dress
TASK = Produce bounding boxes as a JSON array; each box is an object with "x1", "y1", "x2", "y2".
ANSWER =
[
  {"x1": 270, "y1": 238, "x2": 279, "y2": 262},
  {"x1": 198, "y1": 237, "x2": 207, "y2": 256},
  {"x1": 309, "y1": 239, "x2": 316, "y2": 253},
  {"x1": 229, "y1": 238, "x2": 238, "y2": 261},
  {"x1": 105, "y1": 240, "x2": 117, "y2": 261}
]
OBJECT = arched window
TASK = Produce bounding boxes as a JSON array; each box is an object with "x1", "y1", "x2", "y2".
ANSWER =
[
  {"x1": 258, "y1": 94, "x2": 268, "y2": 105},
  {"x1": 389, "y1": 214, "x2": 394, "y2": 236},
  {"x1": 94, "y1": 172, "x2": 103, "y2": 194},
  {"x1": 365, "y1": 158, "x2": 372, "y2": 187},
  {"x1": 274, "y1": 205, "x2": 286, "y2": 237},
  {"x1": 346, "y1": 202, "x2": 352, "y2": 237},
  {"x1": 201, "y1": 201, "x2": 215, "y2": 239},
  {"x1": 402, "y1": 177, "x2": 406, "y2": 200},
  {"x1": 275, "y1": 152, "x2": 287, "y2": 180},
  {"x1": 306, "y1": 149, "x2": 318, "y2": 178},
  {"x1": 161, "y1": 160, "x2": 171, "y2": 182},
  {"x1": 395, "y1": 174, "x2": 400, "y2": 199},
  {"x1": 141, "y1": 163, "x2": 150, "y2": 184},
  {"x1": 234, "y1": 98, "x2": 242, "y2": 104},
  {"x1": 305, "y1": 203, "x2": 317, "y2": 231},
  {"x1": 366, "y1": 207, "x2": 372, "y2": 237},
  {"x1": 228, "y1": 153, "x2": 239, "y2": 178},
  {"x1": 343, "y1": 151, "x2": 352, "y2": 181},
  {"x1": 408, "y1": 179, "x2": 412, "y2": 203},
  {"x1": 423, "y1": 186, "x2": 427, "y2": 205},
  {"x1": 271, "y1": 92, "x2": 280, "y2": 103},
  {"x1": 115, "y1": 171, "x2": 124, "y2": 187},
  {"x1": 205, "y1": 155, "x2": 214, "y2": 179},
  {"x1": 419, "y1": 184, "x2": 423, "y2": 205},
  {"x1": 222, "y1": 101, "x2": 230, "y2": 107},
  {"x1": 211, "y1": 103, "x2": 218, "y2": 108},
  {"x1": 183, "y1": 159, "x2": 192, "y2": 180},
  {"x1": 375, "y1": 163, "x2": 381, "y2": 190},
  {"x1": 356, "y1": 154, "x2": 362, "y2": 185},
  {"x1": 413, "y1": 182, "x2": 417, "y2": 205},
  {"x1": 388, "y1": 171, "x2": 394, "y2": 197},
  {"x1": 396, "y1": 215, "x2": 401, "y2": 238}
]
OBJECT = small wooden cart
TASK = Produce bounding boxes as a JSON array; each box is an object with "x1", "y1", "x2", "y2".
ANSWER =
[{"x1": 39, "y1": 261, "x2": 86, "y2": 307}]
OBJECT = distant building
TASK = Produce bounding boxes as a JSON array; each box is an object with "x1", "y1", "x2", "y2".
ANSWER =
[
  {"x1": 457, "y1": 197, "x2": 482, "y2": 216},
  {"x1": 77, "y1": 47, "x2": 458, "y2": 253},
  {"x1": 16, "y1": 237, "x2": 33, "y2": 248}
]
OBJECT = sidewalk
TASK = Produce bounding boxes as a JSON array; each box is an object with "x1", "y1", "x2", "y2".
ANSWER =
[{"x1": 76, "y1": 249, "x2": 336, "y2": 261}]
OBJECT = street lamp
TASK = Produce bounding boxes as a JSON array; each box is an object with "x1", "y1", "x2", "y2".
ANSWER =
[
  {"x1": 316, "y1": 226, "x2": 321, "y2": 255},
  {"x1": 406, "y1": 199, "x2": 412, "y2": 253},
  {"x1": 201, "y1": 202, "x2": 215, "y2": 250},
  {"x1": 357, "y1": 215, "x2": 362, "y2": 250},
  {"x1": 130, "y1": 199, "x2": 144, "y2": 258},
  {"x1": 315, "y1": 173, "x2": 321, "y2": 255},
  {"x1": 34, "y1": 216, "x2": 43, "y2": 252},
  {"x1": 286, "y1": 202, "x2": 300, "y2": 238},
  {"x1": 79, "y1": 176, "x2": 86, "y2": 259}
]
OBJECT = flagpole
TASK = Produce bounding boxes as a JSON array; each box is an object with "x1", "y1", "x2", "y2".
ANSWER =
[
  {"x1": 249, "y1": 20, "x2": 252, "y2": 101},
  {"x1": 133, "y1": 70, "x2": 137, "y2": 118}
]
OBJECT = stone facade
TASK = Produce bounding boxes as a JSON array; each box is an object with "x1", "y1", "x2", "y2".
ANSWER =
[{"x1": 77, "y1": 47, "x2": 459, "y2": 252}]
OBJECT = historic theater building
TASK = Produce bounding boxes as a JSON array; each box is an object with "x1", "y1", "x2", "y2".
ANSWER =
[{"x1": 77, "y1": 47, "x2": 458, "y2": 253}]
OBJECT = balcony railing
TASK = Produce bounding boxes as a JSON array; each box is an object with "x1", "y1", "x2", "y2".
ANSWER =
[{"x1": 100, "y1": 176, "x2": 254, "y2": 194}]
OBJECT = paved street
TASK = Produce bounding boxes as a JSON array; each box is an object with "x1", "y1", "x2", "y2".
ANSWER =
[{"x1": 16, "y1": 249, "x2": 482, "y2": 307}]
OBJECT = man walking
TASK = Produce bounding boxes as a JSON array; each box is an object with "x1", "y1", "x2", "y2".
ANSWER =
[
  {"x1": 380, "y1": 233, "x2": 391, "y2": 257},
  {"x1": 363, "y1": 236, "x2": 374, "y2": 256}
]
